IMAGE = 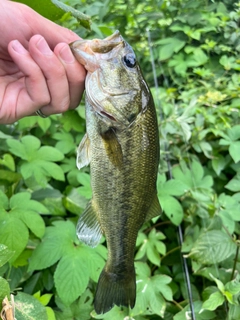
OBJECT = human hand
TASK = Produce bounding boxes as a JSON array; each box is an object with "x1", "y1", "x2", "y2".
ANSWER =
[{"x1": 0, "y1": 0, "x2": 86, "y2": 124}]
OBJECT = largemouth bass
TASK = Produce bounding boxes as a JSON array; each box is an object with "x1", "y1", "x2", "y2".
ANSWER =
[{"x1": 70, "y1": 31, "x2": 161, "y2": 314}]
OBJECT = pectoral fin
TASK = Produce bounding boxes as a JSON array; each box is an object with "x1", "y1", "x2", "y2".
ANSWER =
[
  {"x1": 145, "y1": 194, "x2": 162, "y2": 222},
  {"x1": 101, "y1": 129, "x2": 123, "y2": 168},
  {"x1": 76, "y1": 200, "x2": 102, "y2": 247},
  {"x1": 76, "y1": 133, "x2": 91, "y2": 170}
]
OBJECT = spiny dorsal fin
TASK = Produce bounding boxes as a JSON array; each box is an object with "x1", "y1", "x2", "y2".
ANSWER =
[
  {"x1": 145, "y1": 194, "x2": 162, "y2": 222},
  {"x1": 76, "y1": 200, "x2": 102, "y2": 247},
  {"x1": 77, "y1": 133, "x2": 91, "y2": 170}
]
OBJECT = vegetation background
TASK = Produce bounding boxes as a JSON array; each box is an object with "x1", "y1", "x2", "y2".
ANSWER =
[{"x1": 0, "y1": 0, "x2": 240, "y2": 319}]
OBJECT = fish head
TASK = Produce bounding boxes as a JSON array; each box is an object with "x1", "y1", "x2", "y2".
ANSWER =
[{"x1": 70, "y1": 31, "x2": 150, "y2": 127}]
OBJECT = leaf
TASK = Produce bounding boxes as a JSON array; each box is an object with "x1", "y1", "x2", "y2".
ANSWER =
[
  {"x1": 202, "y1": 291, "x2": 225, "y2": 311},
  {"x1": 158, "y1": 195, "x2": 183, "y2": 225},
  {"x1": 0, "y1": 153, "x2": 15, "y2": 171},
  {"x1": 33, "y1": 292, "x2": 53, "y2": 306},
  {"x1": 0, "y1": 277, "x2": 10, "y2": 301},
  {"x1": 225, "y1": 175, "x2": 240, "y2": 192},
  {"x1": 131, "y1": 262, "x2": 172, "y2": 318},
  {"x1": 51, "y1": 0, "x2": 91, "y2": 29},
  {"x1": 53, "y1": 131, "x2": 76, "y2": 154},
  {"x1": 174, "y1": 301, "x2": 215, "y2": 320},
  {"x1": 229, "y1": 142, "x2": 240, "y2": 163},
  {"x1": 15, "y1": 292, "x2": 48, "y2": 320},
  {"x1": 158, "y1": 37, "x2": 186, "y2": 61},
  {"x1": 0, "y1": 214, "x2": 29, "y2": 262},
  {"x1": 54, "y1": 247, "x2": 90, "y2": 305},
  {"x1": 212, "y1": 155, "x2": 227, "y2": 175},
  {"x1": 0, "y1": 244, "x2": 15, "y2": 267},
  {"x1": 188, "y1": 230, "x2": 237, "y2": 264},
  {"x1": 0, "y1": 190, "x2": 9, "y2": 210},
  {"x1": 7, "y1": 136, "x2": 65, "y2": 186},
  {"x1": 29, "y1": 221, "x2": 76, "y2": 271}
]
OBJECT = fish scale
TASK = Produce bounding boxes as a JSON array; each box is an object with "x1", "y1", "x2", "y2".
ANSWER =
[{"x1": 70, "y1": 30, "x2": 161, "y2": 314}]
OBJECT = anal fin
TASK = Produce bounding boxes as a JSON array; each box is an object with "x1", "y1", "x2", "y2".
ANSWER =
[
  {"x1": 145, "y1": 194, "x2": 162, "y2": 222},
  {"x1": 76, "y1": 200, "x2": 102, "y2": 247}
]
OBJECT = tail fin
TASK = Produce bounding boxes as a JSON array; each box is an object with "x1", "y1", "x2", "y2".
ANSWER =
[{"x1": 94, "y1": 266, "x2": 136, "y2": 314}]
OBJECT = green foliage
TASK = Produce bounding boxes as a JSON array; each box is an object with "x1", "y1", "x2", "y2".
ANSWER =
[{"x1": 1, "y1": 0, "x2": 240, "y2": 319}]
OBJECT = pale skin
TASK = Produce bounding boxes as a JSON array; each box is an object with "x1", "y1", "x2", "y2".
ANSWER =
[{"x1": 0, "y1": 0, "x2": 86, "y2": 124}]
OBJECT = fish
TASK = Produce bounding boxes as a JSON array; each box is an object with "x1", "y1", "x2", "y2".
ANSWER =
[{"x1": 70, "y1": 31, "x2": 161, "y2": 314}]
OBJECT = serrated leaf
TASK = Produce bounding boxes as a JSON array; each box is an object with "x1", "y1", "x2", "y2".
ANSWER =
[
  {"x1": 29, "y1": 221, "x2": 76, "y2": 271},
  {"x1": 15, "y1": 292, "x2": 48, "y2": 320},
  {"x1": 54, "y1": 248, "x2": 89, "y2": 305},
  {"x1": 20, "y1": 210, "x2": 45, "y2": 238},
  {"x1": 132, "y1": 263, "x2": 172, "y2": 317},
  {"x1": 189, "y1": 230, "x2": 237, "y2": 264}
]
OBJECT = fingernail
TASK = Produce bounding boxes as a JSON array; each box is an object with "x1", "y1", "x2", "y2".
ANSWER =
[
  {"x1": 11, "y1": 40, "x2": 27, "y2": 54},
  {"x1": 59, "y1": 45, "x2": 75, "y2": 63},
  {"x1": 36, "y1": 37, "x2": 53, "y2": 55}
]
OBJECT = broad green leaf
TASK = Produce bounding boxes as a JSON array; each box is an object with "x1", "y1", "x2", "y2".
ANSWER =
[
  {"x1": 7, "y1": 136, "x2": 65, "y2": 186},
  {"x1": 229, "y1": 305, "x2": 240, "y2": 320},
  {"x1": 10, "y1": 192, "x2": 48, "y2": 213},
  {"x1": 15, "y1": 292, "x2": 48, "y2": 320},
  {"x1": 33, "y1": 292, "x2": 53, "y2": 306},
  {"x1": 202, "y1": 291, "x2": 224, "y2": 311},
  {"x1": 0, "y1": 190, "x2": 9, "y2": 210},
  {"x1": 225, "y1": 175, "x2": 240, "y2": 192},
  {"x1": 189, "y1": 230, "x2": 237, "y2": 264},
  {"x1": 54, "y1": 247, "x2": 89, "y2": 305},
  {"x1": 37, "y1": 146, "x2": 64, "y2": 162},
  {"x1": 158, "y1": 37, "x2": 185, "y2": 61},
  {"x1": 229, "y1": 142, "x2": 240, "y2": 163},
  {"x1": 0, "y1": 244, "x2": 15, "y2": 267},
  {"x1": 158, "y1": 195, "x2": 183, "y2": 225},
  {"x1": 63, "y1": 187, "x2": 88, "y2": 214},
  {"x1": 0, "y1": 214, "x2": 29, "y2": 262},
  {"x1": 60, "y1": 110, "x2": 85, "y2": 132},
  {"x1": 0, "y1": 153, "x2": 15, "y2": 171},
  {"x1": 0, "y1": 277, "x2": 10, "y2": 301},
  {"x1": 54, "y1": 131, "x2": 76, "y2": 154},
  {"x1": 225, "y1": 278, "x2": 240, "y2": 295},
  {"x1": 37, "y1": 117, "x2": 51, "y2": 132},
  {"x1": 29, "y1": 220, "x2": 76, "y2": 271},
  {"x1": 46, "y1": 307, "x2": 56, "y2": 320},
  {"x1": 55, "y1": 289, "x2": 93, "y2": 320},
  {"x1": 131, "y1": 263, "x2": 172, "y2": 318},
  {"x1": 212, "y1": 155, "x2": 227, "y2": 175}
]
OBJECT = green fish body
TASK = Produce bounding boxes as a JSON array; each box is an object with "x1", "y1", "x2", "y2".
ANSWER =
[{"x1": 70, "y1": 31, "x2": 161, "y2": 314}]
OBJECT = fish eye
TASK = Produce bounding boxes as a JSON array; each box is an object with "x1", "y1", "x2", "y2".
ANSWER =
[{"x1": 123, "y1": 54, "x2": 136, "y2": 68}]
